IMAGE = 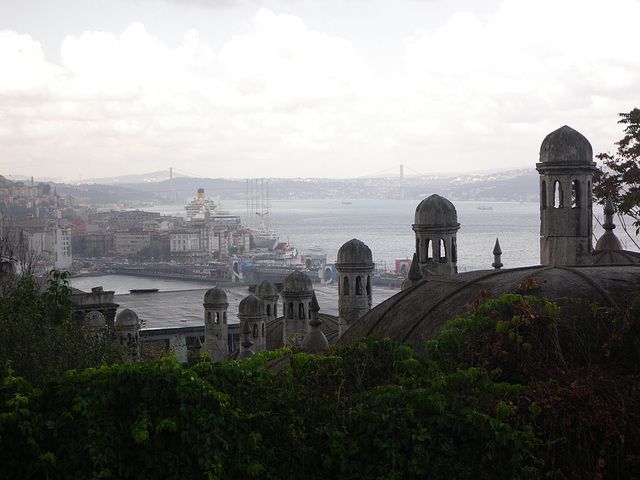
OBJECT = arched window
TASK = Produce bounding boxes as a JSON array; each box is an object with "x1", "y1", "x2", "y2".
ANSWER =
[
  {"x1": 223, "y1": 312, "x2": 227, "y2": 325},
  {"x1": 206, "y1": 312, "x2": 211, "y2": 325},
  {"x1": 416, "y1": 237, "x2": 421, "y2": 262},
  {"x1": 266, "y1": 304, "x2": 271, "y2": 316},
  {"x1": 451, "y1": 238, "x2": 457, "y2": 263},
  {"x1": 262, "y1": 323, "x2": 265, "y2": 337},
  {"x1": 356, "y1": 276, "x2": 362, "y2": 295},
  {"x1": 366, "y1": 276, "x2": 371, "y2": 296},
  {"x1": 288, "y1": 302, "x2": 294, "y2": 319},
  {"x1": 426, "y1": 238, "x2": 433, "y2": 262},
  {"x1": 554, "y1": 180, "x2": 563, "y2": 208},
  {"x1": 439, "y1": 238, "x2": 446, "y2": 262},
  {"x1": 252, "y1": 324, "x2": 258, "y2": 337},
  {"x1": 571, "y1": 180, "x2": 580, "y2": 208},
  {"x1": 541, "y1": 180, "x2": 547, "y2": 209},
  {"x1": 274, "y1": 304, "x2": 277, "y2": 317},
  {"x1": 215, "y1": 312, "x2": 220, "y2": 324},
  {"x1": 298, "y1": 303, "x2": 305, "y2": 320},
  {"x1": 343, "y1": 276, "x2": 350, "y2": 295}
]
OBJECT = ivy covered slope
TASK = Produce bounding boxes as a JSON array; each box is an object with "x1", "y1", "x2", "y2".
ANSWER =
[{"x1": 2, "y1": 293, "x2": 640, "y2": 479}]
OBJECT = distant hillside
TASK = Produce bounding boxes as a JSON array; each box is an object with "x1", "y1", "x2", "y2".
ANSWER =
[{"x1": 44, "y1": 169, "x2": 539, "y2": 206}]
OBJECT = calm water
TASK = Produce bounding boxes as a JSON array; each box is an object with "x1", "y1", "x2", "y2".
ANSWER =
[
  {"x1": 152, "y1": 198, "x2": 544, "y2": 272},
  {"x1": 71, "y1": 198, "x2": 628, "y2": 329}
]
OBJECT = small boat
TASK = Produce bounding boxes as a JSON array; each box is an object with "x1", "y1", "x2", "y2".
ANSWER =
[
  {"x1": 342, "y1": 199, "x2": 352, "y2": 205},
  {"x1": 477, "y1": 205, "x2": 493, "y2": 210},
  {"x1": 129, "y1": 288, "x2": 159, "y2": 294}
]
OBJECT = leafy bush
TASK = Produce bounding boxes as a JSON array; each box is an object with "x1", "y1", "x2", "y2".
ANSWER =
[{"x1": 1, "y1": 293, "x2": 639, "y2": 479}]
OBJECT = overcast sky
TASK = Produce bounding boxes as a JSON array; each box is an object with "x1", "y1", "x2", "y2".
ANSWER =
[{"x1": 1, "y1": 0, "x2": 638, "y2": 182}]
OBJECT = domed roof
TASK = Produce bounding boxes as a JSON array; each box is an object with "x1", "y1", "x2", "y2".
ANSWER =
[
  {"x1": 414, "y1": 194, "x2": 458, "y2": 226},
  {"x1": 115, "y1": 308, "x2": 139, "y2": 327},
  {"x1": 595, "y1": 231, "x2": 623, "y2": 252},
  {"x1": 539, "y1": 125, "x2": 593, "y2": 165},
  {"x1": 84, "y1": 310, "x2": 106, "y2": 329},
  {"x1": 204, "y1": 286, "x2": 228, "y2": 305},
  {"x1": 238, "y1": 294, "x2": 265, "y2": 317},
  {"x1": 337, "y1": 239, "x2": 373, "y2": 266},
  {"x1": 338, "y1": 265, "x2": 640, "y2": 348},
  {"x1": 255, "y1": 280, "x2": 278, "y2": 299},
  {"x1": 282, "y1": 270, "x2": 313, "y2": 293}
]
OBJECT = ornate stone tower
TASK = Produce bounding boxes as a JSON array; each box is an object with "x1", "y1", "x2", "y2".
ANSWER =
[
  {"x1": 255, "y1": 280, "x2": 279, "y2": 325},
  {"x1": 336, "y1": 239, "x2": 374, "y2": 335},
  {"x1": 115, "y1": 308, "x2": 140, "y2": 361},
  {"x1": 412, "y1": 194, "x2": 460, "y2": 277},
  {"x1": 281, "y1": 270, "x2": 314, "y2": 347},
  {"x1": 537, "y1": 125, "x2": 596, "y2": 266},
  {"x1": 237, "y1": 294, "x2": 266, "y2": 356},
  {"x1": 203, "y1": 287, "x2": 229, "y2": 362}
]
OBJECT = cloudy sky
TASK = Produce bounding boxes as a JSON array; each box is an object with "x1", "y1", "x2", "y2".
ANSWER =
[{"x1": 1, "y1": 0, "x2": 638, "y2": 182}]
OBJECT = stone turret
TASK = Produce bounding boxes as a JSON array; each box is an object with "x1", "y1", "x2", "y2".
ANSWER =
[
  {"x1": 237, "y1": 294, "x2": 266, "y2": 354},
  {"x1": 336, "y1": 239, "x2": 374, "y2": 335},
  {"x1": 115, "y1": 309, "x2": 140, "y2": 361},
  {"x1": 281, "y1": 270, "x2": 314, "y2": 347},
  {"x1": 84, "y1": 310, "x2": 106, "y2": 330},
  {"x1": 412, "y1": 194, "x2": 460, "y2": 277},
  {"x1": 255, "y1": 280, "x2": 279, "y2": 324},
  {"x1": 203, "y1": 287, "x2": 229, "y2": 362},
  {"x1": 537, "y1": 125, "x2": 597, "y2": 265}
]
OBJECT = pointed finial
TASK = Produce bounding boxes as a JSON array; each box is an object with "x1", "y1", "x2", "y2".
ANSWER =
[
  {"x1": 301, "y1": 292, "x2": 329, "y2": 354},
  {"x1": 603, "y1": 196, "x2": 616, "y2": 231},
  {"x1": 492, "y1": 238, "x2": 503, "y2": 270},
  {"x1": 308, "y1": 292, "x2": 322, "y2": 328},
  {"x1": 238, "y1": 321, "x2": 254, "y2": 359},
  {"x1": 408, "y1": 252, "x2": 423, "y2": 281}
]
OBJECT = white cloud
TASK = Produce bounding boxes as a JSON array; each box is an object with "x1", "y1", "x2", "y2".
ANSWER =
[{"x1": 0, "y1": 0, "x2": 639, "y2": 180}]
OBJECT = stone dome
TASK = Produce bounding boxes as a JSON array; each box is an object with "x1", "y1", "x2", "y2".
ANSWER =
[
  {"x1": 84, "y1": 310, "x2": 106, "y2": 329},
  {"x1": 595, "y1": 231, "x2": 623, "y2": 252},
  {"x1": 204, "y1": 286, "x2": 228, "y2": 306},
  {"x1": 337, "y1": 239, "x2": 373, "y2": 266},
  {"x1": 255, "y1": 280, "x2": 278, "y2": 299},
  {"x1": 238, "y1": 295, "x2": 265, "y2": 317},
  {"x1": 414, "y1": 194, "x2": 458, "y2": 226},
  {"x1": 539, "y1": 125, "x2": 593, "y2": 165},
  {"x1": 338, "y1": 265, "x2": 640, "y2": 348},
  {"x1": 115, "y1": 308, "x2": 139, "y2": 327},
  {"x1": 282, "y1": 270, "x2": 313, "y2": 293}
]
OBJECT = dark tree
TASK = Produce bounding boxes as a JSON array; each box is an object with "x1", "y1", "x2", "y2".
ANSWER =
[{"x1": 593, "y1": 108, "x2": 640, "y2": 232}]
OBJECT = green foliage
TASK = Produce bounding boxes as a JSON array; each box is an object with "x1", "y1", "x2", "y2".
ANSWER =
[
  {"x1": 594, "y1": 108, "x2": 640, "y2": 232},
  {"x1": 0, "y1": 293, "x2": 639, "y2": 479},
  {"x1": 0, "y1": 271, "x2": 122, "y2": 382}
]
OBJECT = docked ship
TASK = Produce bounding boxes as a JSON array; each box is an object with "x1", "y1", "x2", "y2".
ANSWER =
[
  {"x1": 185, "y1": 188, "x2": 241, "y2": 225},
  {"x1": 246, "y1": 179, "x2": 280, "y2": 250}
]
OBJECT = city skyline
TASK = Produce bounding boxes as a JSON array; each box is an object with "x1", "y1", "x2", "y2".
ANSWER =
[{"x1": 1, "y1": 0, "x2": 639, "y2": 182}]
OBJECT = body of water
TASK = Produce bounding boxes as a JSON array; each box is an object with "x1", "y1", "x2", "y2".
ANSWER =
[
  {"x1": 153, "y1": 198, "x2": 544, "y2": 272},
  {"x1": 72, "y1": 197, "x2": 630, "y2": 329}
]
